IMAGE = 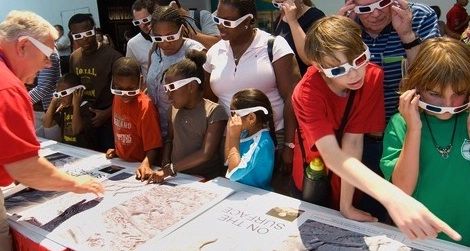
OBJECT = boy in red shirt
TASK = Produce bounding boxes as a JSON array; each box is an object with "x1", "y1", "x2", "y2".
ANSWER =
[
  {"x1": 106, "y1": 57, "x2": 163, "y2": 174},
  {"x1": 291, "y1": 15, "x2": 462, "y2": 241}
]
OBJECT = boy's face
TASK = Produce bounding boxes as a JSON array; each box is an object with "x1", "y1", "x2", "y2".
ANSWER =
[
  {"x1": 319, "y1": 51, "x2": 368, "y2": 94},
  {"x1": 112, "y1": 75, "x2": 140, "y2": 103},
  {"x1": 420, "y1": 86, "x2": 468, "y2": 120},
  {"x1": 70, "y1": 21, "x2": 98, "y2": 53},
  {"x1": 57, "y1": 82, "x2": 73, "y2": 108}
]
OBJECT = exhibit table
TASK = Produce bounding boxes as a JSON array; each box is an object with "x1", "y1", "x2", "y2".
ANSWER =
[{"x1": 3, "y1": 139, "x2": 468, "y2": 251}]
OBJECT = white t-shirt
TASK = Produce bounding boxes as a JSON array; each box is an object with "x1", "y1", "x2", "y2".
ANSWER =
[
  {"x1": 126, "y1": 33, "x2": 153, "y2": 78},
  {"x1": 203, "y1": 29, "x2": 293, "y2": 131}
]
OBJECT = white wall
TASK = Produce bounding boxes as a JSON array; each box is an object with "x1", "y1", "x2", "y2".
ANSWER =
[
  {"x1": 0, "y1": 0, "x2": 100, "y2": 34},
  {"x1": 314, "y1": 1, "x2": 469, "y2": 21}
]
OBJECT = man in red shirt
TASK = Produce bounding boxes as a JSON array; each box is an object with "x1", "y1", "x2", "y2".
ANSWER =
[
  {"x1": 0, "y1": 11, "x2": 104, "y2": 250},
  {"x1": 447, "y1": 0, "x2": 470, "y2": 38}
]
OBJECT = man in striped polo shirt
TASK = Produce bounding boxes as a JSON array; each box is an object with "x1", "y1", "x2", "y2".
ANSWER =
[{"x1": 338, "y1": 0, "x2": 440, "y2": 221}]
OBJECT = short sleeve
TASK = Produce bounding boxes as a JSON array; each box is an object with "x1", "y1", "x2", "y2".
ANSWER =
[
  {"x1": 0, "y1": 89, "x2": 39, "y2": 165},
  {"x1": 140, "y1": 99, "x2": 163, "y2": 151},
  {"x1": 226, "y1": 135, "x2": 275, "y2": 181},
  {"x1": 414, "y1": 5, "x2": 440, "y2": 40},
  {"x1": 208, "y1": 103, "x2": 228, "y2": 124},
  {"x1": 203, "y1": 43, "x2": 217, "y2": 73},
  {"x1": 380, "y1": 114, "x2": 407, "y2": 181},
  {"x1": 272, "y1": 35, "x2": 294, "y2": 62},
  {"x1": 199, "y1": 10, "x2": 220, "y2": 36},
  {"x1": 125, "y1": 43, "x2": 135, "y2": 58}
]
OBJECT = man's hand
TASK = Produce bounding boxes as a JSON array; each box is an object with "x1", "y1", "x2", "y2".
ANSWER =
[
  {"x1": 72, "y1": 175, "x2": 104, "y2": 197},
  {"x1": 89, "y1": 107, "x2": 110, "y2": 127},
  {"x1": 391, "y1": 0, "x2": 414, "y2": 42},
  {"x1": 135, "y1": 165, "x2": 153, "y2": 182}
]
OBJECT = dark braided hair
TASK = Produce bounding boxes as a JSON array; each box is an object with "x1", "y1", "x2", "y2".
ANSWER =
[
  {"x1": 151, "y1": 5, "x2": 195, "y2": 61},
  {"x1": 231, "y1": 88, "x2": 277, "y2": 146},
  {"x1": 219, "y1": 0, "x2": 257, "y2": 21},
  {"x1": 164, "y1": 49, "x2": 206, "y2": 90}
]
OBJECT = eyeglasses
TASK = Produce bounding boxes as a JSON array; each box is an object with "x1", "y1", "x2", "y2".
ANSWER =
[
  {"x1": 110, "y1": 78, "x2": 142, "y2": 96},
  {"x1": 132, "y1": 15, "x2": 152, "y2": 26},
  {"x1": 53, "y1": 85, "x2": 86, "y2": 98},
  {"x1": 321, "y1": 46, "x2": 370, "y2": 78},
  {"x1": 164, "y1": 77, "x2": 201, "y2": 92},
  {"x1": 71, "y1": 29, "x2": 95, "y2": 40},
  {"x1": 25, "y1": 36, "x2": 55, "y2": 61},
  {"x1": 418, "y1": 100, "x2": 469, "y2": 114},
  {"x1": 272, "y1": 0, "x2": 281, "y2": 8},
  {"x1": 212, "y1": 14, "x2": 253, "y2": 28},
  {"x1": 354, "y1": 0, "x2": 392, "y2": 14},
  {"x1": 151, "y1": 25, "x2": 184, "y2": 43},
  {"x1": 230, "y1": 106, "x2": 269, "y2": 117}
]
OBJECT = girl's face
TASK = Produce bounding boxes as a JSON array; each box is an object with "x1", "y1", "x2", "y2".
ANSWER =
[
  {"x1": 164, "y1": 74, "x2": 192, "y2": 109},
  {"x1": 319, "y1": 51, "x2": 368, "y2": 95},
  {"x1": 215, "y1": 3, "x2": 252, "y2": 41},
  {"x1": 420, "y1": 85, "x2": 468, "y2": 120},
  {"x1": 112, "y1": 75, "x2": 140, "y2": 103},
  {"x1": 152, "y1": 22, "x2": 184, "y2": 55},
  {"x1": 57, "y1": 82, "x2": 73, "y2": 108}
]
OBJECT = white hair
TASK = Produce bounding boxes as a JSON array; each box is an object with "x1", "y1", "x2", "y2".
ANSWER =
[{"x1": 0, "y1": 10, "x2": 58, "y2": 42}]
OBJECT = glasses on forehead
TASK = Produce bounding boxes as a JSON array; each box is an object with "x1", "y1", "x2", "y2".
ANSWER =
[
  {"x1": 321, "y1": 45, "x2": 371, "y2": 78},
  {"x1": 354, "y1": 0, "x2": 393, "y2": 14},
  {"x1": 25, "y1": 36, "x2": 56, "y2": 60},
  {"x1": 132, "y1": 15, "x2": 152, "y2": 26},
  {"x1": 53, "y1": 85, "x2": 86, "y2": 98},
  {"x1": 230, "y1": 106, "x2": 269, "y2": 117},
  {"x1": 164, "y1": 77, "x2": 201, "y2": 92},
  {"x1": 151, "y1": 25, "x2": 183, "y2": 43},
  {"x1": 272, "y1": 0, "x2": 281, "y2": 8},
  {"x1": 71, "y1": 29, "x2": 95, "y2": 40},
  {"x1": 110, "y1": 78, "x2": 142, "y2": 96},
  {"x1": 418, "y1": 100, "x2": 469, "y2": 115},
  {"x1": 212, "y1": 13, "x2": 253, "y2": 28}
]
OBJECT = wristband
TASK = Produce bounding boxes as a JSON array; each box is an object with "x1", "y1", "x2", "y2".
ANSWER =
[
  {"x1": 284, "y1": 142, "x2": 295, "y2": 149},
  {"x1": 402, "y1": 36, "x2": 421, "y2": 50}
]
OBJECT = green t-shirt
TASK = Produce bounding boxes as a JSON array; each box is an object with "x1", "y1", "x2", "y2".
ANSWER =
[{"x1": 381, "y1": 112, "x2": 470, "y2": 246}]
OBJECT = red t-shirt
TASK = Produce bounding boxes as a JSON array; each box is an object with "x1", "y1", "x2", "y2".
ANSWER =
[
  {"x1": 0, "y1": 55, "x2": 40, "y2": 186},
  {"x1": 292, "y1": 63, "x2": 385, "y2": 208},
  {"x1": 446, "y1": 3, "x2": 469, "y2": 34},
  {"x1": 113, "y1": 94, "x2": 163, "y2": 162}
]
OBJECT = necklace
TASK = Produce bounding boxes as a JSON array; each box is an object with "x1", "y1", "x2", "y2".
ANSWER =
[{"x1": 423, "y1": 113, "x2": 458, "y2": 159}]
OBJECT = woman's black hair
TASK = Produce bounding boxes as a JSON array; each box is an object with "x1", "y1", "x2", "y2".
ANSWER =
[
  {"x1": 163, "y1": 49, "x2": 206, "y2": 90},
  {"x1": 219, "y1": 0, "x2": 257, "y2": 21},
  {"x1": 155, "y1": 0, "x2": 181, "y2": 8},
  {"x1": 151, "y1": 5, "x2": 196, "y2": 62},
  {"x1": 58, "y1": 73, "x2": 81, "y2": 88},
  {"x1": 231, "y1": 88, "x2": 277, "y2": 146}
]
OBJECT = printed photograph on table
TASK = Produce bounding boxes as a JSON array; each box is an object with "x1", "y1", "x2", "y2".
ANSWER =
[
  {"x1": 278, "y1": 219, "x2": 422, "y2": 251},
  {"x1": 43, "y1": 151, "x2": 108, "y2": 179},
  {"x1": 266, "y1": 207, "x2": 304, "y2": 222},
  {"x1": 45, "y1": 177, "x2": 232, "y2": 251}
]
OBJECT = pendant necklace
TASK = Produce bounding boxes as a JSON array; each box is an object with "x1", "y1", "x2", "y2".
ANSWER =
[{"x1": 423, "y1": 113, "x2": 457, "y2": 159}]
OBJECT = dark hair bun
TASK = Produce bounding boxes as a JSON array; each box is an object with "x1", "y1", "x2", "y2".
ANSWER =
[{"x1": 185, "y1": 49, "x2": 206, "y2": 66}]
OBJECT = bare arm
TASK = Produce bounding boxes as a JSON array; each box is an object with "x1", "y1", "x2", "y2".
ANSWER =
[
  {"x1": 272, "y1": 53, "x2": 301, "y2": 169},
  {"x1": 5, "y1": 156, "x2": 103, "y2": 195},
  {"x1": 316, "y1": 134, "x2": 460, "y2": 241},
  {"x1": 188, "y1": 32, "x2": 220, "y2": 50},
  {"x1": 203, "y1": 71, "x2": 218, "y2": 102},
  {"x1": 281, "y1": 2, "x2": 310, "y2": 65},
  {"x1": 340, "y1": 133, "x2": 378, "y2": 222},
  {"x1": 391, "y1": 89, "x2": 422, "y2": 194},
  {"x1": 43, "y1": 98, "x2": 59, "y2": 128}
]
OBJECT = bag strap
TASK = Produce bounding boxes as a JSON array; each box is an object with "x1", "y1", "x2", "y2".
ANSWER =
[
  {"x1": 193, "y1": 9, "x2": 202, "y2": 30},
  {"x1": 298, "y1": 90, "x2": 356, "y2": 166},
  {"x1": 267, "y1": 37, "x2": 275, "y2": 63}
]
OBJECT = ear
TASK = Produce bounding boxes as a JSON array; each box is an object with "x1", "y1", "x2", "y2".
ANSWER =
[
  {"x1": 247, "y1": 112, "x2": 257, "y2": 124},
  {"x1": 311, "y1": 61, "x2": 323, "y2": 72},
  {"x1": 15, "y1": 37, "x2": 28, "y2": 58}
]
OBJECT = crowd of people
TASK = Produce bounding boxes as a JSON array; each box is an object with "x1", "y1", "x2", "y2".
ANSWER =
[{"x1": 0, "y1": 0, "x2": 469, "y2": 249}]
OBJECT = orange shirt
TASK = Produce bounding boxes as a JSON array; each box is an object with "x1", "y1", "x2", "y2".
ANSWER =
[{"x1": 112, "y1": 94, "x2": 163, "y2": 162}]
